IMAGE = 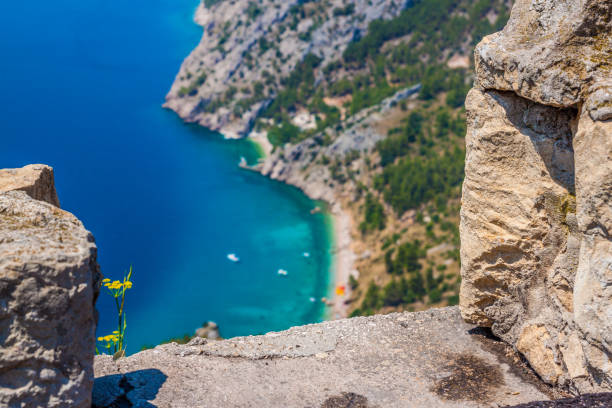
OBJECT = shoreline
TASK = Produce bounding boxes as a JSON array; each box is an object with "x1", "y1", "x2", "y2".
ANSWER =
[
  {"x1": 327, "y1": 203, "x2": 354, "y2": 320},
  {"x1": 247, "y1": 131, "x2": 274, "y2": 161},
  {"x1": 245, "y1": 131, "x2": 354, "y2": 320},
  {"x1": 240, "y1": 130, "x2": 355, "y2": 321}
]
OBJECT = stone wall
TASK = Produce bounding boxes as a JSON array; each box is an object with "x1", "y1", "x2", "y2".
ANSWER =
[
  {"x1": 0, "y1": 165, "x2": 101, "y2": 407},
  {"x1": 460, "y1": 0, "x2": 611, "y2": 393}
]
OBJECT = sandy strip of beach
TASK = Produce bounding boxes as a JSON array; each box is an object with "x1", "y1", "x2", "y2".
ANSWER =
[
  {"x1": 330, "y1": 203, "x2": 356, "y2": 320},
  {"x1": 248, "y1": 130, "x2": 273, "y2": 159}
]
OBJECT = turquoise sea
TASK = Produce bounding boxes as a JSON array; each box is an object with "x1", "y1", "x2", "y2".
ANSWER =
[{"x1": 0, "y1": 0, "x2": 333, "y2": 353}]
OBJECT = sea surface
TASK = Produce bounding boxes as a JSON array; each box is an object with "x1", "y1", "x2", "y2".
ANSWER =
[{"x1": 0, "y1": 0, "x2": 332, "y2": 353}]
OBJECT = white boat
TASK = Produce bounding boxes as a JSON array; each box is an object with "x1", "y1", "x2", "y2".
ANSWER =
[
  {"x1": 227, "y1": 253, "x2": 240, "y2": 262},
  {"x1": 277, "y1": 269, "x2": 288, "y2": 276},
  {"x1": 309, "y1": 297, "x2": 316, "y2": 302},
  {"x1": 303, "y1": 252, "x2": 310, "y2": 258}
]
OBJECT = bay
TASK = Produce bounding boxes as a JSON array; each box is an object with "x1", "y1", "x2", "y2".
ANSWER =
[{"x1": 0, "y1": 0, "x2": 332, "y2": 353}]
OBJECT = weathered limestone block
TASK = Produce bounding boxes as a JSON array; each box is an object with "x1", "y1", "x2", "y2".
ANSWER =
[
  {"x1": 461, "y1": 89, "x2": 579, "y2": 387},
  {"x1": 474, "y1": 0, "x2": 611, "y2": 119},
  {"x1": 573, "y1": 112, "x2": 612, "y2": 390},
  {"x1": 460, "y1": 0, "x2": 611, "y2": 393},
  {"x1": 0, "y1": 164, "x2": 61, "y2": 207},
  {"x1": 0, "y1": 190, "x2": 101, "y2": 407}
]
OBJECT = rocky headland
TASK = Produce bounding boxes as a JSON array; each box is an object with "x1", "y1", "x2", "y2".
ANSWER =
[{"x1": 164, "y1": 0, "x2": 409, "y2": 138}]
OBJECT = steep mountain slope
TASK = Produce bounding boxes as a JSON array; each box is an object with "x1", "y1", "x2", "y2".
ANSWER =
[
  {"x1": 167, "y1": 0, "x2": 512, "y2": 317},
  {"x1": 165, "y1": 0, "x2": 409, "y2": 137}
]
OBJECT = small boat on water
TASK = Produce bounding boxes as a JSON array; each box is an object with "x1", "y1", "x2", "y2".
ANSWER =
[
  {"x1": 277, "y1": 269, "x2": 288, "y2": 276},
  {"x1": 227, "y1": 253, "x2": 240, "y2": 262},
  {"x1": 303, "y1": 252, "x2": 310, "y2": 258},
  {"x1": 309, "y1": 297, "x2": 316, "y2": 302}
]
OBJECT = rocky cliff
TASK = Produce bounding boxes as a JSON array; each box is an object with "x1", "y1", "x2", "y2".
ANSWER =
[
  {"x1": 460, "y1": 0, "x2": 611, "y2": 393},
  {"x1": 0, "y1": 165, "x2": 101, "y2": 407},
  {"x1": 164, "y1": 0, "x2": 408, "y2": 138}
]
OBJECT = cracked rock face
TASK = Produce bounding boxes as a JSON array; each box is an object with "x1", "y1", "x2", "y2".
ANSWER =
[
  {"x1": 0, "y1": 182, "x2": 101, "y2": 406},
  {"x1": 460, "y1": 0, "x2": 611, "y2": 393}
]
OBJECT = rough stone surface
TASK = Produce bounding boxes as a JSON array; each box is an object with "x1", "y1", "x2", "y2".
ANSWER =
[
  {"x1": 0, "y1": 190, "x2": 101, "y2": 407},
  {"x1": 94, "y1": 307, "x2": 551, "y2": 407},
  {"x1": 460, "y1": 0, "x2": 611, "y2": 394},
  {"x1": 474, "y1": 0, "x2": 612, "y2": 119},
  {"x1": 0, "y1": 164, "x2": 60, "y2": 207}
]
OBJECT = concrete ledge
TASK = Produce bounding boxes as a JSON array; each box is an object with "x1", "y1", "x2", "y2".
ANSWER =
[{"x1": 94, "y1": 307, "x2": 553, "y2": 407}]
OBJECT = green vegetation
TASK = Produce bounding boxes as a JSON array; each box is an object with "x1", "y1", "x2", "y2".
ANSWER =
[
  {"x1": 178, "y1": 72, "x2": 207, "y2": 98},
  {"x1": 263, "y1": 53, "x2": 322, "y2": 122},
  {"x1": 96, "y1": 267, "x2": 133, "y2": 358},
  {"x1": 246, "y1": 2, "x2": 262, "y2": 21},
  {"x1": 340, "y1": 0, "x2": 508, "y2": 316},
  {"x1": 333, "y1": 4, "x2": 355, "y2": 17},
  {"x1": 352, "y1": 240, "x2": 460, "y2": 315},
  {"x1": 385, "y1": 240, "x2": 424, "y2": 275},
  {"x1": 359, "y1": 193, "x2": 385, "y2": 234},
  {"x1": 256, "y1": 0, "x2": 507, "y2": 148},
  {"x1": 343, "y1": 0, "x2": 508, "y2": 64},
  {"x1": 267, "y1": 119, "x2": 301, "y2": 147},
  {"x1": 139, "y1": 321, "x2": 223, "y2": 351},
  {"x1": 377, "y1": 146, "x2": 464, "y2": 215},
  {"x1": 140, "y1": 334, "x2": 193, "y2": 351},
  {"x1": 204, "y1": 0, "x2": 223, "y2": 8}
]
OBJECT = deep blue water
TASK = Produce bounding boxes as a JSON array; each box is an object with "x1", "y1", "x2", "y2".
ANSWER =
[{"x1": 0, "y1": 0, "x2": 332, "y2": 353}]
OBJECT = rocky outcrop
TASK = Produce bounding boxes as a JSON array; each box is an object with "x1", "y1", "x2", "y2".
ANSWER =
[
  {"x1": 0, "y1": 166, "x2": 101, "y2": 407},
  {"x1": 0, "y1": 164, "x2": 60, "y2": 207},
  {"x1": 460, "y1": 0, "x2": 611, "y2": 393},
  {"x1": 94, "y1": 307, "x2": 552, "y2": 407},
  {"x1": 164, "y1": 0, "x2": 409, "y2": 138},
  {"x1": 195, "y1": 321, "x2": 221, "y2": 340}
]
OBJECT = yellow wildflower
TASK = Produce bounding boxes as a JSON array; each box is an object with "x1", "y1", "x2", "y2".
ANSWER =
[{"x1": 106, "y1": 280, "x2": 123, "y2": 290}]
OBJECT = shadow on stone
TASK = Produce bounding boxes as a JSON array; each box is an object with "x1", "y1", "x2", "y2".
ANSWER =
[
  {"x1": 490, "y1": 90, "x2": 577, "y2": 193},
  {"x1": 468, "y1": 327, "x2": 563, "y2": 400},
  {"x1": 321, "y1": 392, "x2": 370, "y2": 408},
  {"x1": 432, "y1": 352, "x2": 504, "y2": 403},
  {"x1": 502, "y1": 392, "x2": 612, "y2": 407},
  {"x1": 93, "y1": 369, "x2": 167, "y2": 408}
]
